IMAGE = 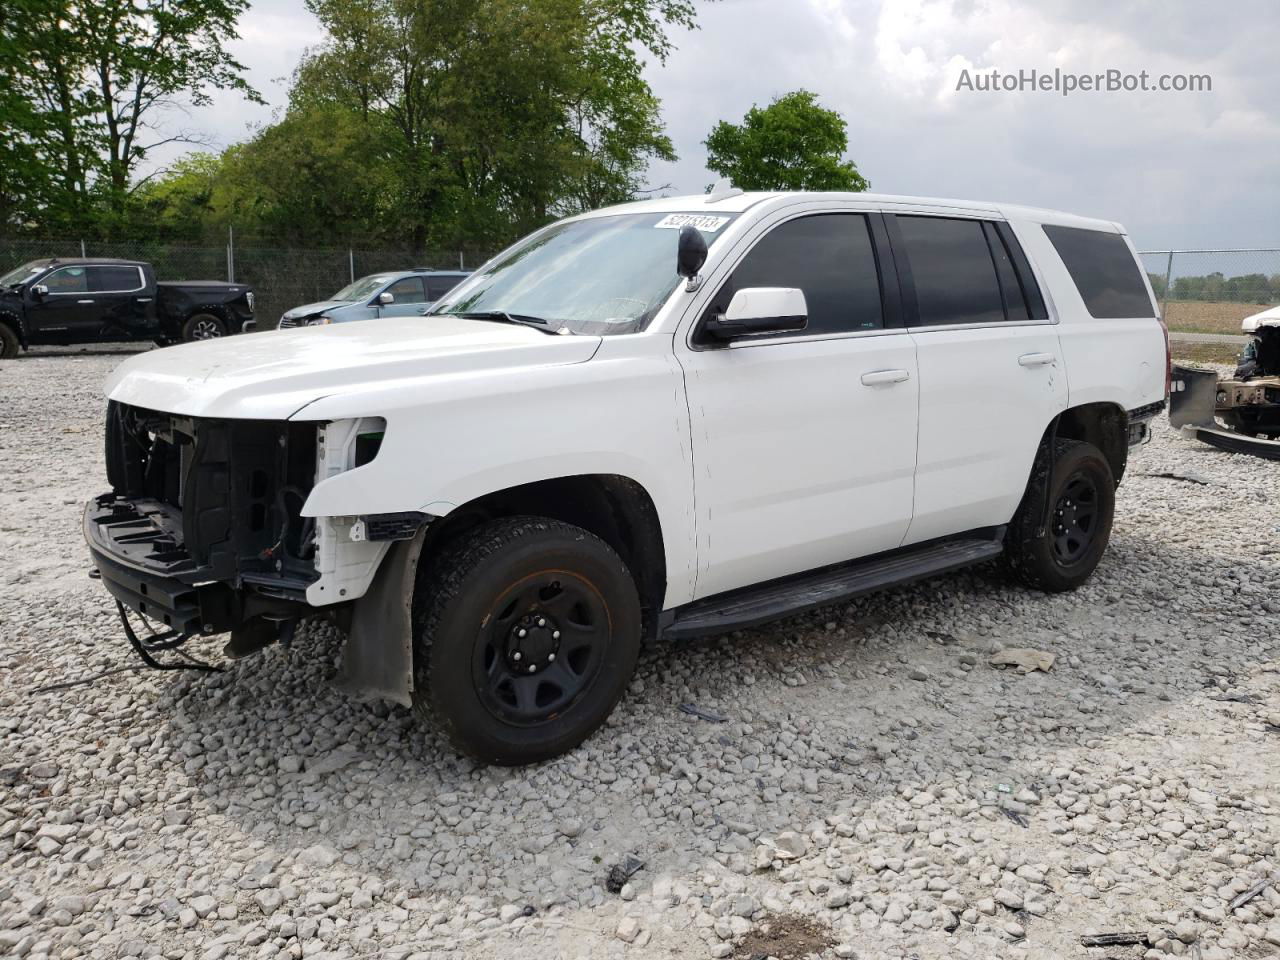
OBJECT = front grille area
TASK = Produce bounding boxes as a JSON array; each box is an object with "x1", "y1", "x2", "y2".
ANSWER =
[
  {"x1": 103, "y1": 401, "x2": 318, "y2": 586},
  {"x1": 278, "y1": 315, "x2": 299, "y2": 329}
]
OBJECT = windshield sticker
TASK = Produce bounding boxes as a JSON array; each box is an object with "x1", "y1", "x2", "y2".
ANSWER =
[{"x1": 654, "y1": 214, "x2": 731, "y2": 232}]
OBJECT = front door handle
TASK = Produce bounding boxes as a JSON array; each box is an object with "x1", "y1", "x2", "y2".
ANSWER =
[
  {"x1": 1018, "y1": 352, "x2": 1055, "y2": 367},
  {"x1": 860, "y1": 368, "x2": 911, "y2": 386},
  {"x1": 77, "y1": 299, "x2": 95, "y2": 304}
]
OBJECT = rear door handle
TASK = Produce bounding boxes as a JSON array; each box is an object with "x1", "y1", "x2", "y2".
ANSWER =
[
  {"x1": 77, "y1": 299, "x2": 95, "y2": 304},
  {"x1": 1018, "y1": 352, "x2": 1055, "y2": 367},
  {"x1": 860, "y1": 368, "x2": 911, "y2": 386}
]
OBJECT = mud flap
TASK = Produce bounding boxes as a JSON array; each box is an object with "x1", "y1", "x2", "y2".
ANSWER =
[
  {"x1": 334, "y1": 526, "x2": 427, "y2": 707},
  {"x1": 1170, "y1": 364, "x2": 1280, "y2": 460}
]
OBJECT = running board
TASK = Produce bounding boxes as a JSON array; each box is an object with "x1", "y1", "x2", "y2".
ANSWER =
[{"x1": 664, "y1": 532, "x2": 1005, "y2": 640}]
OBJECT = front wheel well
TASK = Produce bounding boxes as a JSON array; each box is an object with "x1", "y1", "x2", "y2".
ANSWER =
[
  {"x1": 417, "y1": 475, "x2": 667, "y2": 640},
  {"x1": 1049, "y1": 402, "x2": 1128, "y2": 485}
]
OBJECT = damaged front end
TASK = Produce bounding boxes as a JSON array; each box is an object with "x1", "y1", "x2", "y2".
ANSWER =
[
  {"x1": 1170, "y1": 326, "x2": 1280, "y2": 460},
  {"x1": 85, "y1": 401, "x2": 400, "y2": 661}
]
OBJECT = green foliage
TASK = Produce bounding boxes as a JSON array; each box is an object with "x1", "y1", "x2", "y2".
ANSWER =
[
  {"x1": 1170, "y1": 271, "x2": 1280, "y2": 304},
  {"x1": 0, "y1": 0, "x2": 258, "y2": 234},
  {"x1": 704, "y1": 90, "x2": 868, "y2": 192}
]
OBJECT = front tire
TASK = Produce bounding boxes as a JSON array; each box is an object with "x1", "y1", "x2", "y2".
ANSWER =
[
  {"x1": 412, "y1": 517, "x2": 642, "y2": 765},
  {"x1": 0, "y1": 323, "x2": 18, "y2": 359},
  {"x1": 1004, "y1": 438, "x2": 1115, "y2": 592},
  {"x1": 182, "y1": 313, "x2": 227, "y2": 342}
]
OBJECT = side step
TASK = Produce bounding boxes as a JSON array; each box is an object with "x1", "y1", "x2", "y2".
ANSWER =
[{"x1": 664, "y1": 531, "x2": 1005, "y2": 640}]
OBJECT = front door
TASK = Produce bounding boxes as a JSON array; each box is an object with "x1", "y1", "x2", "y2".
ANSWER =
[
  {"x1": 677, "y1": 212, "x2": 920, "y2": 600},
  {"x1": 886, "y1": 214, "x2": 1068, "y2": 544},
  {"x1": 26, "y1": 265, "x2": 100, "y2": 340},
  {"x1": 379, "y1": 276, "x2": 430, "y2": 317}
]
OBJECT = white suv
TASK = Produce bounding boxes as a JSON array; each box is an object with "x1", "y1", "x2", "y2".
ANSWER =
[{"x1": 86, "y1": 190, "x2": 1169, "y2": 764}]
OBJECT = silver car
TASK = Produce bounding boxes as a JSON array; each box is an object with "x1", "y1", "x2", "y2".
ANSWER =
[{"x1": 278, "y1": 270, "x2": 469, "y2": 328}]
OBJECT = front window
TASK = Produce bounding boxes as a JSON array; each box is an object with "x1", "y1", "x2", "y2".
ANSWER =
[
  {"x1": 43, "y1": 266, "x2": 89, "y2": 294},
  {"x1": 332, "y1": 275, "x2": 392, "y2": 302},
  {"x1": 1, "y1": 261, "x2": 48, "y2": 287},
  {"x1": 433, "y1": 212, "x2": 739, "y2": 336}
]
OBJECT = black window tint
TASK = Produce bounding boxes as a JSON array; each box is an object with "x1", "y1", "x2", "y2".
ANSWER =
[
  {"x1": 1043, "y1": 225, "x2": 1154, "y2": 319},
  {"x1": 43, "y1": 267, "x2": 88, "y2": 293},
  {"x1": 88, "y1": 265, "x2": 141, "y2": 292},
  {"x1": 709, "y1": 214, "x2": 882, "y2": 336},
  {"x1": 386, "y1": 277, "x2": 426, "y2": 303},
  {"x1": 983, "y1": 222, "x2": 1029, "y2": 323},
  {"x1": 896, "y1": 216, "x2": 1004, "y2": 327},
  {"x1": 994, "y1": 221, "x2": 1048, "y2": 320},
  {"x1": 427, "y1": 276, "x2": 463, "y2": 300}
]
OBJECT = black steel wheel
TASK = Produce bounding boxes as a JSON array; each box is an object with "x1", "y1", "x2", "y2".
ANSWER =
[
  {"x1": 1005, "y1": 438, "x2": 1115, "y2": 592},
  {"x1": 1050, "y1": 471, "x2": 1100, "y2": 565},
  {"x1": 412, "y1": 516, "x2": 642, "y2": 765}
]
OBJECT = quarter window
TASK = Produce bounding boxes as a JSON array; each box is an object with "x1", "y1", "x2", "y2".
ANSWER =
[
  {"x1": 896, "y1": 216, "x2": 1005, "y2": 327},
  {"x1": 385, "y1": 277, "x2": 426, "y2": 304},
  {"x1": 88, "y1": 265, "x2": 143, "y2": 292},
  {"x1": 1043, "y1": 225, "x2": 1154, "y2": 319},
  {"x1": 704, "y1": 213, "x2": 884, "y2": 338}
]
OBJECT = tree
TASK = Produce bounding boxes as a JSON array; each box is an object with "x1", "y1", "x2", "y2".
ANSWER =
[
  {"x1": 292, "y1": 0, "x2": 694, "y2": 252},
  {"x1": 0, "y1": 0, "x2": 259, "y2": 232},
  {"x1": 704, "y1": 90, "x2": 868, "y2": 192}
]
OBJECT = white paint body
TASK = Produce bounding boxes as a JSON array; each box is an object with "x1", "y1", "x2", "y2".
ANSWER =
[{"x1": 103, "y1": 191, "x2": 1167, "y2": 611}]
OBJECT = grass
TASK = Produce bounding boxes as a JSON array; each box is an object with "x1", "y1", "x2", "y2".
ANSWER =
[
  {"x1": 1171, "y1": 341, "x2": 1239, "y2": 366},
  {"x1": 1162, "y1": 300, "x2": 1268, "y2": 335}
]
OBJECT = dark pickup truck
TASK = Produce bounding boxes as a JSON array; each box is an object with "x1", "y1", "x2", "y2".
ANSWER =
[{"x1": 0, "y1": 258, "x2": 255, "y2": 358}]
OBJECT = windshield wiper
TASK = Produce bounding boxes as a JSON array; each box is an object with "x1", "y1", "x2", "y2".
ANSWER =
[{"x1": 453, "y1": 310, "x2": 564, "y2": 335}]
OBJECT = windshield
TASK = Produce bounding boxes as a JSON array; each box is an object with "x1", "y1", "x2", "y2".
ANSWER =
[
  {"x1": 332, "y1": 274, "x2": 392, "y2": 302},
  {"x1": 432, "y1": 211, "x2": 739, "y2": 336},
  {"x1": 0, "y1": 261, "x2": 48, "y2": 287}
]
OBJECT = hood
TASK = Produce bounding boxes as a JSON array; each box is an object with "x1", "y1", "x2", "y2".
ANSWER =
[
  {"x1": 283, "y1": 299, "x2": 349, "y2": 320},
  {"x1": 1242, "y1": 305, "x2": 1280, "y2": 334},
  {"x1": 105, "y1": 316, "x2": 602, "y2": 419}
]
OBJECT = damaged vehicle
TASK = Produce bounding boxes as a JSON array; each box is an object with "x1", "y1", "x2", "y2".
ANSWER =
[
  {"x1": 85, "y1": 191, "x2": 1167, "y2": 765},
  {"x1": 1170, "y1": 305, "x2": 1280, "y2": 459}
]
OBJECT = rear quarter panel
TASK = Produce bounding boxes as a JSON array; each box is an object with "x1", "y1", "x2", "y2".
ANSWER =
[{"x1": 1010, "y1": 218, "x2": 1166, "y2": 412}]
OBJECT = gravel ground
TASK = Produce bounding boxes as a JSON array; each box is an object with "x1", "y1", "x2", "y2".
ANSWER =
[{"x1": 2, "y1": 347, "x2": 1280, "y2": 960}]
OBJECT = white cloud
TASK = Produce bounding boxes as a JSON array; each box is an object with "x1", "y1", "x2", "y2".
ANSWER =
[{"x1": 161, "y1": 0, "x2": 1280, "y2": 249}]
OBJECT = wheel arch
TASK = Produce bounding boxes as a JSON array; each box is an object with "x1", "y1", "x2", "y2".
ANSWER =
[
  {"x1": 337, "y1": 473, "x2": 667, "y2": 707},
  {"x1": 1045, "y1": 401, "x2": 1128, "y2": 485}
]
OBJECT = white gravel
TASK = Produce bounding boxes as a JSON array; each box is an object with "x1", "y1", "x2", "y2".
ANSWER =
[{"x1": 2, "y1": 347, "x2": 1279, "y2": 960}]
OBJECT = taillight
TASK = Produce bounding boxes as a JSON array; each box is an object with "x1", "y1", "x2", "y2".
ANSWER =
[{"x1": 1157, "y1": 316, "x2": 1171, "y2": 398}]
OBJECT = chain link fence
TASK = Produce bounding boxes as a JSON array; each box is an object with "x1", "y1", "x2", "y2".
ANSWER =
[
  {"x1": 0, "y1": 235, "x2": 499, "y2": 329},
  {"x1": 1138, "y1": 248, "x2": 1280, "y2": 338}
]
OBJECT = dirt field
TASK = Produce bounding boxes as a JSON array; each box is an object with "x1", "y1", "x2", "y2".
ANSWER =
[
  {"x1": 1163, "y1": 300, "x2": 1270, "y2": 335},
  {"x1": 2, "y1": 346, "x2": 1280, "y2": 960}
]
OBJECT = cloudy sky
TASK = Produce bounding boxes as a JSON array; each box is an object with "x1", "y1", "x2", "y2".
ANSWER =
[{"x1": 187, "y1": 0, "x2": 1279, "y2": 252}]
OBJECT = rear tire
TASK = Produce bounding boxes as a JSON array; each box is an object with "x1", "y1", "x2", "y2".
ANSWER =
[
  {"x1": 1004, "y1": 438, "x2": 1115, "y2": 592},
  {"x1": 411, "y1": 516, "x2": 642, "y2": 765},
  {"x1": 0, "y1": 323, "x2": 18, "y2": 359},
  {"x1": 182, "y1": 313, "x2": 227, "y2": 342}
]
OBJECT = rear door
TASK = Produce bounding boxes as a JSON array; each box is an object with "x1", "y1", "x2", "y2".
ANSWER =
[
  {"x1": 677, "y1": 210, "x2": 920, "y2": 599},
  {"x1": 426, "y1": 274, "x2": 465, "y2": 307},
  {"x1": 887, "y1": 214, "x2": 1067, "y2": 544},
  {"x1": 87, "y1": 264, "x2": 151, "y2": 337}
]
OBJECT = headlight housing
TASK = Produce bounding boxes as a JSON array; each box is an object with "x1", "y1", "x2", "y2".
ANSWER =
[
  {"x1": 246, "y1": 291, "x2": 255, "y2": 312},
  {"x1": 307, "y1": 315, "x2": 333, "y2": 327}
]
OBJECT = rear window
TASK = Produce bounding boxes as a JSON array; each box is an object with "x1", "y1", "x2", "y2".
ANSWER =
[
  {"x1": 896, "y1": 216, "x2": 1004, "y2": 327},
  {"x1": 427, "y1": 275, "x2": 464, "y2": 300},
  {"x1": 89, "y1": 265, "x2": 143, "y2": 292},
  {"x1": 1043, "y1": 225, "x2": 1154, "y2": 319}
]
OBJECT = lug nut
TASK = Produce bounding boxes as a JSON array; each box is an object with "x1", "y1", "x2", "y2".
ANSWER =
[
  {"x1": 513, "y1": 651, "x2": 522, "y2": 661},
  {"x1": 537, "y1": 618, "x2": 546, "y2": 627},
  {"x1": 518, "y1": 628, "x2": 527, "y2": 638},
  {"x1": 552, "y1": 630, "x2": 560, "y2": 640},
  {"x1": 548, "y1": 653, "x2": 556, "y2": 662},
  {"x1": 528, "y1": 665, "x2": 536, "y2": 673}
]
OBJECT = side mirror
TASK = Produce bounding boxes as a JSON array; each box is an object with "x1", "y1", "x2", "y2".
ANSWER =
[
  {"x1": 677, "y1": 225, "x2": 707, "y2": 284},
  {"x1": 377, "y1": 291, "x2": 394, "y2": 305},
  {"x1": 704, "y1": 287, "x2": 808, "y2": 341},
  {"x1": 31, "y1": 284, "x2": 48, "y2": 299}
]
